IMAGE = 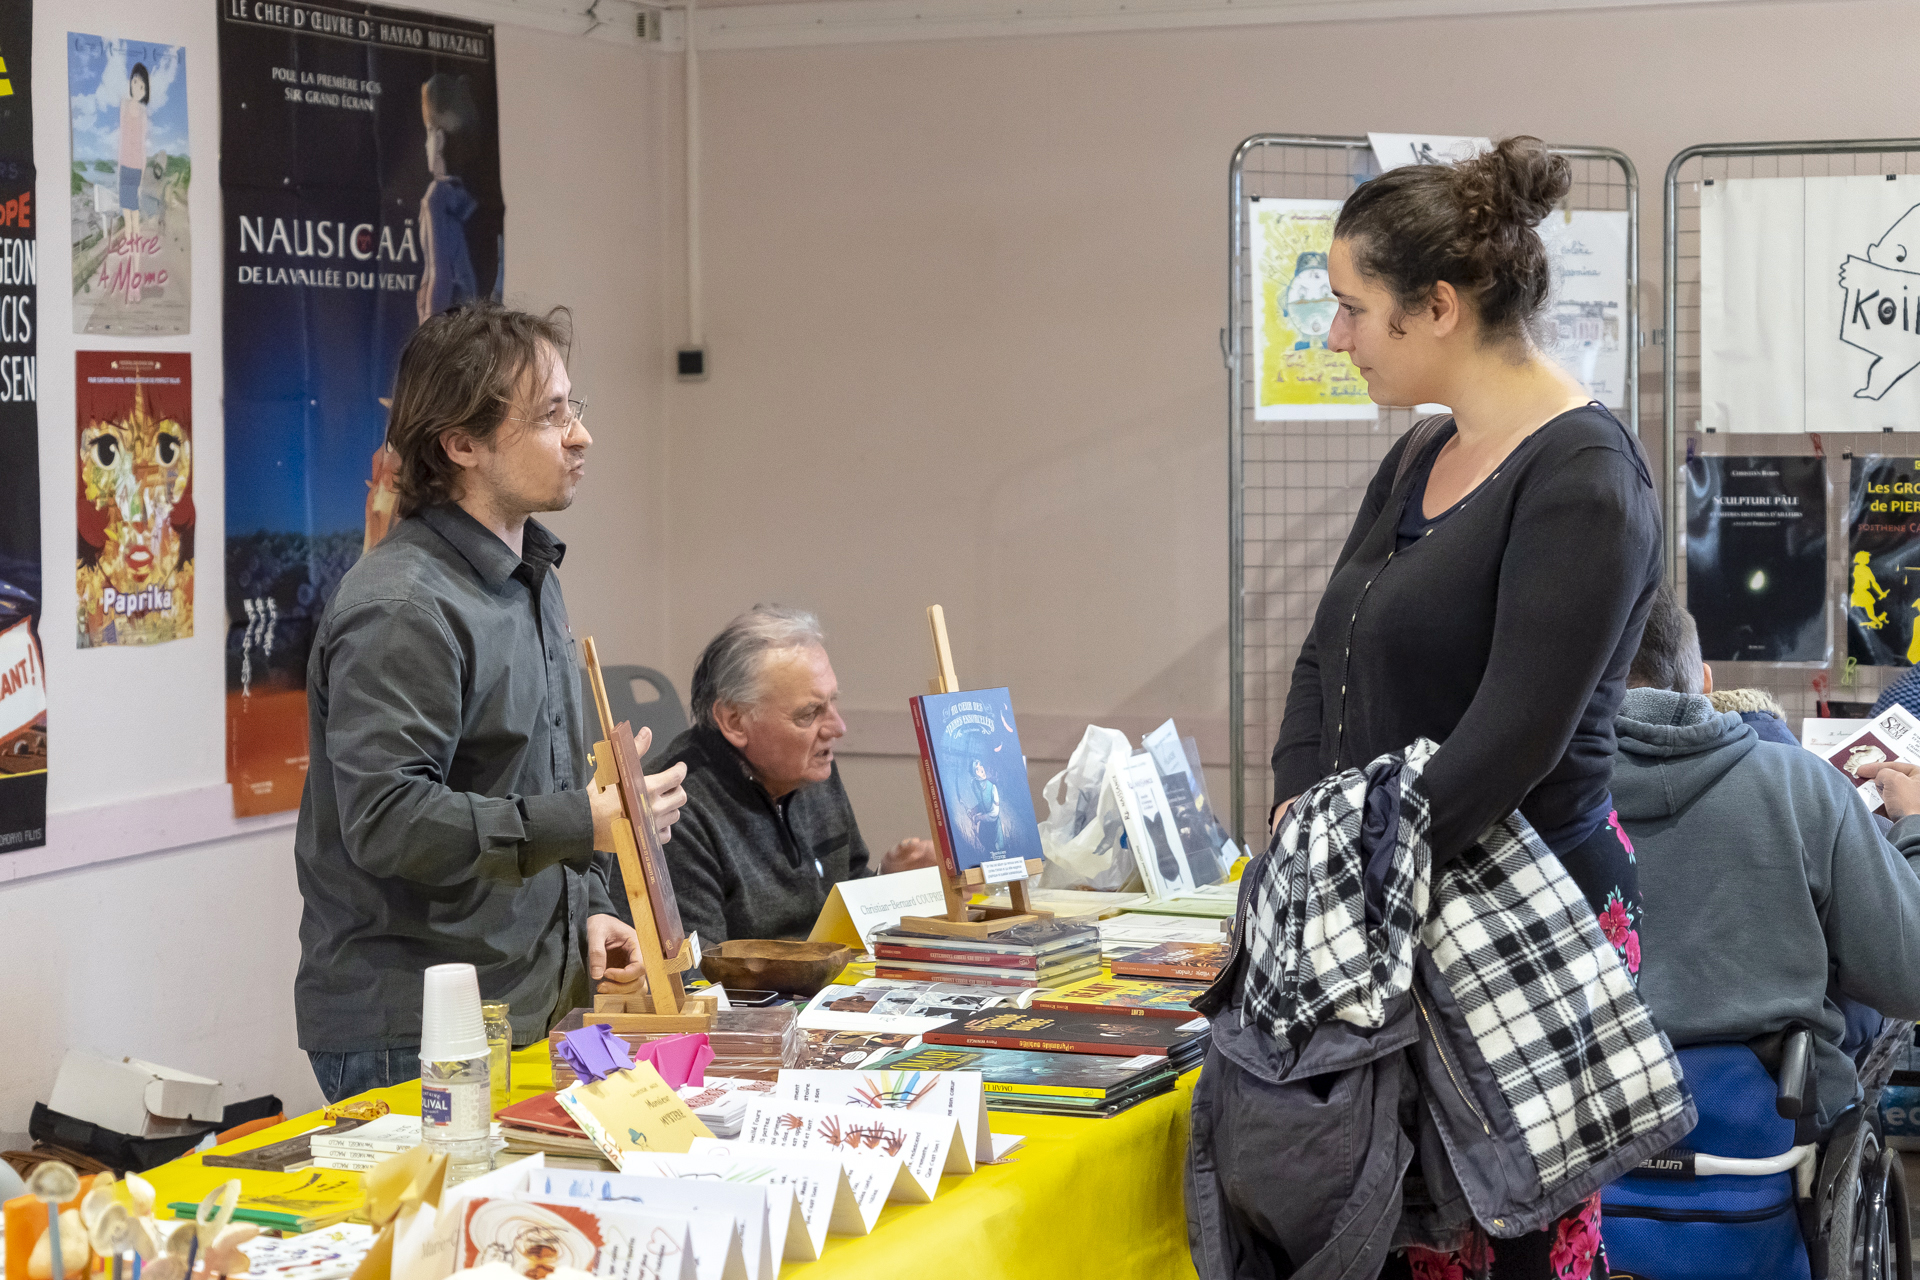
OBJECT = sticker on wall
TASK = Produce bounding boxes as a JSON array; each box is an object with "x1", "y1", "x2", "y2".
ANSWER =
[
  {"x1": 0, "y1": 1, "x2": 45, "y2": 852},
  {"x1": 67, "y1": 32, "x2": 190, "y2": 336},
  {"x1": 1685, "y1": 455, "x2": 1828, "y2": 664},
  {"x1": 1251, "y1": 198, "x2": 1375, "y2": 421},
  {"x1": 1701, "y1": 174, "x2": 1920, "y2": 433},
  {"x1": 1539, "y1": 210, "x2": 1630, "y2": 410},
  {"x1": 1847, "y1": 455, "x2": 1920, "y2": 668},
  {"x1": 220, "y1": 0, "x2": 503, "y2": 815},
  {"x1": 76, "y1": 352, "x2": 193, "y2": 647}
]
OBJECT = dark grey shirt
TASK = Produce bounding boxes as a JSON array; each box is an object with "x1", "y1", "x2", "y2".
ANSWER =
[
  {"x1": 294, "y1": 504, "x2": 616, "y2": 1052},
  {"x1": 651, "y1": 724, "x2": 873, "y2": 944}
]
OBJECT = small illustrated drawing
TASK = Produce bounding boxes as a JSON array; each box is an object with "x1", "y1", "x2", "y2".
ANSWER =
[
  {"x1": 1853, "y1": 551, "x2": 1891, "y2": 629},
  {"x1": 1281, "y1": 251, "x2": 1338, "y2": 351},
  {"x1": 852, "y1": 1071, "x2": 939, "y2": 1110},
  {"x1": 1838, "y1": 203, "x2": 1920, "y2": 400},
  {"x1": 1844, "y1": 743, "x2": 1888, "y2": 779}
]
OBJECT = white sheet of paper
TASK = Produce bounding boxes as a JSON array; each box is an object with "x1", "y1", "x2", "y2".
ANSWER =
[
  {"x1": 680, "y1": 1140, "x2": 849, "y2": 1257},
  {"x1": 733, "y1": 1099, "x2": 954, "y2": 1201},
  {"x1": 1539, "y1": 210, "x2": 1631, "y2": 409},
  {"x1": 1367, "y1": 132, "x2": 1490, "y2": 171},
  {"x1": 987, "y1": 1133, "x2": 1026, "y2": 1163},
  {"x1": 1802, "y1": 717, "x2": 1869, "y2": 752},
  {"x1": 775, "y1": 1068, "x2": 989, "y2": 1171},
  {"x1": 1701, "y1": 174, "x2": 1920, "y2": 432},
  {"x1": 525, "y1": 1170, "x2": 769, "y2": 1280},
  {"x1": 807, "y1": 866, "x2": 946, "y2": 950}
]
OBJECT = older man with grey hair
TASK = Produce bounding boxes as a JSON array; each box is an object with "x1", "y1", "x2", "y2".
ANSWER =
[{"x1": 652, "y1": 606, "x2": 940, "y2": 944}]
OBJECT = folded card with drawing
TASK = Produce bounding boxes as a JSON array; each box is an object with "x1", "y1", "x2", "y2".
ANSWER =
[
  {"x1": 773, "y1": 1068, "x2": 988, "y2": 1172},
  {"x1": 522, "y1": 1170, "x2": 770, "y2": 1280},
  {"x1": 683, "y1": 1138, "x2": 891, "y2": 1240},
  {"x1": 732, "y1": 1099, "x2": 954, "y2": 1202}
]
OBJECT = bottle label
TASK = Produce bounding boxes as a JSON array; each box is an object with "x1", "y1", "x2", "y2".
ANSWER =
[
  {"x1": 422, "y1": 1084, "x2": 452, "y2": 1125},
  {"x1": 420, "y1": 1058, "x2": 491, "y2": 1137}
]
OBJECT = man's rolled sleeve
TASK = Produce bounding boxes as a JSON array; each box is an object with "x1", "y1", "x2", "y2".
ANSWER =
[{"x1": 519, "y1": 788, "x2": 595, "y2": 877}]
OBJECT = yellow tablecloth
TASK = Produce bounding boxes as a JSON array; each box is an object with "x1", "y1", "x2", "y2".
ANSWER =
[{"x1": 145, "y1": 1043, "x2": 1200, "y2": 1280}]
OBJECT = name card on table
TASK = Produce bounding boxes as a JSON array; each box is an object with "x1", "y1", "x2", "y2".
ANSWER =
[{"x1": 808, "y1": 866, "x2": 946, "y2": 951}]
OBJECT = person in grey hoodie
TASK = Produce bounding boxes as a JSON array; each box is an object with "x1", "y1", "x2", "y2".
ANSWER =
[{"x1": 1613, "y1": 581, "x2": 1920, "y2": 1126}]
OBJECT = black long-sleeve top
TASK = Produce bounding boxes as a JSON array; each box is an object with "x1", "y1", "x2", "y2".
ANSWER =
[{"x1": 1270, "y1": 406, "x2": 1662, "y2": 862}]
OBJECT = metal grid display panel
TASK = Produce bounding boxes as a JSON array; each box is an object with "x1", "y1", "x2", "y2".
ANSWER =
[
  {"x1": 1231, "y1": 139, "x2": 1636, "y2": 842},
  {"x1": 1666, "y1": 144, "x2": 1920, "y2": 730}
]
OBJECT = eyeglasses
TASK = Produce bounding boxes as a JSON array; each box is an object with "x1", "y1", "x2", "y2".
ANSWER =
[{"x1": 505, "y1": 397, "x2": 588, "y2": 431}]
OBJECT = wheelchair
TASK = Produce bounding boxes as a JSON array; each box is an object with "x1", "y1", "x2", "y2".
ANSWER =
[{"x1": 1602, "y1": 1022, "x2": 1914, "y2": 1280}]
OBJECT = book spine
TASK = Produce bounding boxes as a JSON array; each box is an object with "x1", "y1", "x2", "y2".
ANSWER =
[
  {"x1": 872, "y1": 944, "x2": 1040, "y2": 968},
  {"x1": 910, "y1": 696, "x2": 961, "y2": 879},
  {"x1": 873, "y1": 965, "x2": 1037, "y2": 988},
  {"x1": 922, "y1": 1031, "x2": 1170, "y2": 1057},
  {"x1": 1029, "y1": 998, "x2": 1187, "y2": 1020},
  {"x1": 309, "y1": 1139, "x2": 418, "y2": 1155},
  {"x1": 1110, "y1": 963, "x2": 1222, "y2": 982},
  {"x1": 977, "y1": 1080, "x2": 1117, "y2": 1100}
]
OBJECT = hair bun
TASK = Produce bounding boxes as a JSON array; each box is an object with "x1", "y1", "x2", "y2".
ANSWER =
[{"x1": 1453, "y1": 136, "x2": 1571, "y2": 237}]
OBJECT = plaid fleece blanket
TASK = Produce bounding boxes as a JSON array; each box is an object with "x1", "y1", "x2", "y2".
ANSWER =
[{"x1": 1243, "y1": 739, "x2": 1690, "y2": 1194}]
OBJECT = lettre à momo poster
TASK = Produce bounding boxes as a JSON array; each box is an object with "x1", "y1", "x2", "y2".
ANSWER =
[
  {"x1": 1847, "y1": 457, "x2": 1920, "y2": 668},
  {"x1": 1251, "y1": 198, "x2": 1374, "y2": 420},
  {"x1": 66, "y1": 33, "x2": 190, "y2": 336},
  {"x1": 219, "y1": 0, "x2": 502, "y2": 815},
  {"x1": 1701, "y1": 175, "x2": 1920, "y2": 432},
  {"x1": 76, "y1": 352, "x2": 193, "y2": 647}
]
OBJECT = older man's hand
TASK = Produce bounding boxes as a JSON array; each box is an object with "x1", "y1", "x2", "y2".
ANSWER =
[
  {"x1": 880, "y1": 837, "x2": 941, "y2": 874},
  {"x1": 1858, "y1": 759, "x2": 1920, "y2": 821}
]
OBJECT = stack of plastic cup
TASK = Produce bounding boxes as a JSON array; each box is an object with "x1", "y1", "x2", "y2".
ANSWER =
[{"x1": 420, "y1": 963, "x2": 493, "y2": 1183}]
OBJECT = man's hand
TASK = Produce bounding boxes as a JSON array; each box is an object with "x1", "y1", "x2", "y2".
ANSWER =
[
  {"x1": 1858, "y1": 760, "x2": 1920, "y2": 820},
  {"x1": 627, "y1": 726, "x2": 690, "y2": 845},
  {"x1": 879, "y1": 837, "x2": 941, "y2": 874},
  {"x1": 586, "y1": 912, "x2": 644, "y2": 982}
]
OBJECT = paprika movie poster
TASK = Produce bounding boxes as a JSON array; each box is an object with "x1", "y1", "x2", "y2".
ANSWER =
[
  {"x1": 77, "y1": 352, "x2": 194, "y2": 648},
  {"x1": 0, "y1": 4, "x2": 44, "y2": 853},
  {"x1": 1847, "y1": 456, "x2": 1920, "y2": 668},
  {"x1": 220, "y1": 0, "x2": 502, "y2": 816}
]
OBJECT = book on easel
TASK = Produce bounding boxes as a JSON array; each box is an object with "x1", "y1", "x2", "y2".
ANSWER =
[
  {"x1": 580, "y1": 637, "x2": 717, "y2": 1030},
  {"x1": 897, "y1": 605, "x2": 1054, "y2": 939}
]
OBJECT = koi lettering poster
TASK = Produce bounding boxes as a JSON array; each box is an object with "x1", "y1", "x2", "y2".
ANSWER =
[
  {"x1": 1701, "y1": 174, "x2": 1920, "y2": 433},
  {"x1": 1847, "y1": 456, "x2": 1920, "y2": 668},
  {"x1": 66, "y1": 33, "x2": 190, "y2": 336},
  {"x1": 77, "y1": 353, "x2": 194, "y2": 647},
  {"x1": 219, "y1": 0, "x2": 502, "y2": 815},
  {"x1": 0, "y1": 2, "x2": 44, "y2": 852}
]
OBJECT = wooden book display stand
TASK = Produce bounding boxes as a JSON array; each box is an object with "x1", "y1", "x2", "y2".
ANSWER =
[
  {"x1": 583, "y1": 637, "x2": 718, "y2": 1031},
  {"x1": 895, "y1": 605, "x2": 1053, "y2": 940}
]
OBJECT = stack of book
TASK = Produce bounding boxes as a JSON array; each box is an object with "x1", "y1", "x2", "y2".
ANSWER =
[
  {"x1": 549, "y1": 1005, "x2": 798, "y2": 1088},
  {"x1": 308, "y1": 1114, "x2": 424, "y2": 1171},
  {"x1": 919, "y1": 1005, "x2": 1210, "y2": 1074},
  {"x1": 869, "y1": 918, "x2": 1101, "y2": 990},
  {"x1": 871, "y1": 1043, "x2": 1180, "y2": 1118},
  {"x1": 1031, "y1": 974, "x2": 1209, "y2": 1020},
  {"x1": 497, "y1": 1079, "x2": 771, "y2": 1169},
  {"x1": 1109, "y1": 940, "x2": 1228, "y2": 983}
]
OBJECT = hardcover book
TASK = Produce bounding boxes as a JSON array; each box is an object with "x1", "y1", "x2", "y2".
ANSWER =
[
  {"x1": 920, "y1": 1008, "x2": 1207, "y2": 1057},
  {"x1": 909, "y1": 687, "x2": 1044, "y2": 875},
  {"x1": 874, "y1": 918, "x2": 1099, "y2": 955},
  {"x1": 1030, "y1": 976, "x2": 1209, "y2": 1020},
  {"x1": 1109, "y1": 940, "x2": 1229, "y2": 981},
  {"x1": 872, "y1": 959, "x2": 1102, "y2": 989},
  {"x1": 870, "y1": 1044, "x2": 1173, "y2": 1099}
]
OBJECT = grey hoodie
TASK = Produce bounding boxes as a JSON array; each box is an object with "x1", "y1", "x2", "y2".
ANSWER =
[{"x1": 1612, "y1": 686, "x2": 1920, "y2": 1125}]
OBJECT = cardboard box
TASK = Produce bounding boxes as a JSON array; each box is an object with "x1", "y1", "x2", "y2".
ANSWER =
[{"x1": 46, "y1": 1050, "x2": 222, "y2": 1137}]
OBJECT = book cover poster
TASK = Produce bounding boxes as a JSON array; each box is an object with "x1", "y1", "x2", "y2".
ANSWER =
[
  {"x1": 1701, "y1": 174, "x2": 1920, "y2": 432},
  {"x1": 1685, "y1": 456, "x2": 1827, "y2": 663},
  {"x1": 76, "y1": 352, "x2": 193, "y2": 647},
  {"x1": 220, "y1": 0, "x2": 502, "y2": 815},
  {"x1": 1847, "y1": 456, "x2": 1920, "y2": 667},
  {"x1": 1539, "y1": 210, "x2": 1629, "y2": 409},
  {"x1": 0, "y1": 3, "x2": 43, "y2": 853},
  {"x1": 1251, "y1": 198, "x2": 1375, "y2": 421},
  {"x1": 919, "y1": 687, "x2": 1043, "y2": 873},
  {"x1": 67, "y1": 33, "x2": 189, "y2": 336}
]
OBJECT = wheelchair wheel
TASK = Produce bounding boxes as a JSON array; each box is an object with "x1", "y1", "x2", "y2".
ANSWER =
[
  {"x1": 1890, "y1": 1147, "x2": 1914, "y2": 1280},
  {"x1": 1851, "y1": 1136, "x2": 1896, "y2": 1280}
]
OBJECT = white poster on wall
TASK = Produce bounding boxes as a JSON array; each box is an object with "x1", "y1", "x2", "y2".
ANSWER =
[
  {"x1": 1700, "y1": 174, "x2": 1920, "y2": 433},
  {"x1": 1367, "y1": 133, "x2": 1490, "y2": 171},
  {"x1": 1540, "y1": 210, "x2": 1630, "y2": 409}
]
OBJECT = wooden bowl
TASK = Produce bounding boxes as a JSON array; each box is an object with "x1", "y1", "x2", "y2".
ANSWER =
[{"x1": 699, "y1": 940, "x2": 855, "y2": 996}]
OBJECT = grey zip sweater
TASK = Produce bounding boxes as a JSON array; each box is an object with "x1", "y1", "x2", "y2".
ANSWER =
[{"x1": 1612, "y1": 687, "x2": 1920, "y2": 1125}]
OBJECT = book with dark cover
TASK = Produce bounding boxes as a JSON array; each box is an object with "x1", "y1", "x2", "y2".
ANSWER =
[
  {"x1": 910, "y1": 687, "x2": 1044, "y2": 875},
  {"x1": 1110, "y1": 941, "x2": 1228, "y2": 981},
  {"x1": 201, "y1": 1120, "x2": 367, "y2": 1172},
  {"x1": 870, "y1": 1044, "x2": 1174, "y2": 1099},
  {"x1": 1031, "y1": 976, "x2": 1209, "y2": 1019},
  {"x1": 921, "y1": 1007, "x2": 1208, "y2": 1057},
  {"x1": 874, "y1": 918, "x2": 1099, "y2": 955},
  {"x1": 871, "y1": 939, "x2": 1102, "y2": 969}
]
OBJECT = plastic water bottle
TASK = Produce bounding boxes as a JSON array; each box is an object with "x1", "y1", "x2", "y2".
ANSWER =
[{"x1": 419, "y1": 963, "x2": 493, "y2": 1184}]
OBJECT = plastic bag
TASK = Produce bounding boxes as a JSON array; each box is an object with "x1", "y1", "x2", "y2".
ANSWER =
[{"x1": 1038, "y1": 725, "x2": 1142, "y2": 892}]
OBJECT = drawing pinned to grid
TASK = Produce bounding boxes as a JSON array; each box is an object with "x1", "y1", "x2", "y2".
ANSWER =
[{"x1": 1251, "y1": 198, "x2": 1376, "y2": 421}]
